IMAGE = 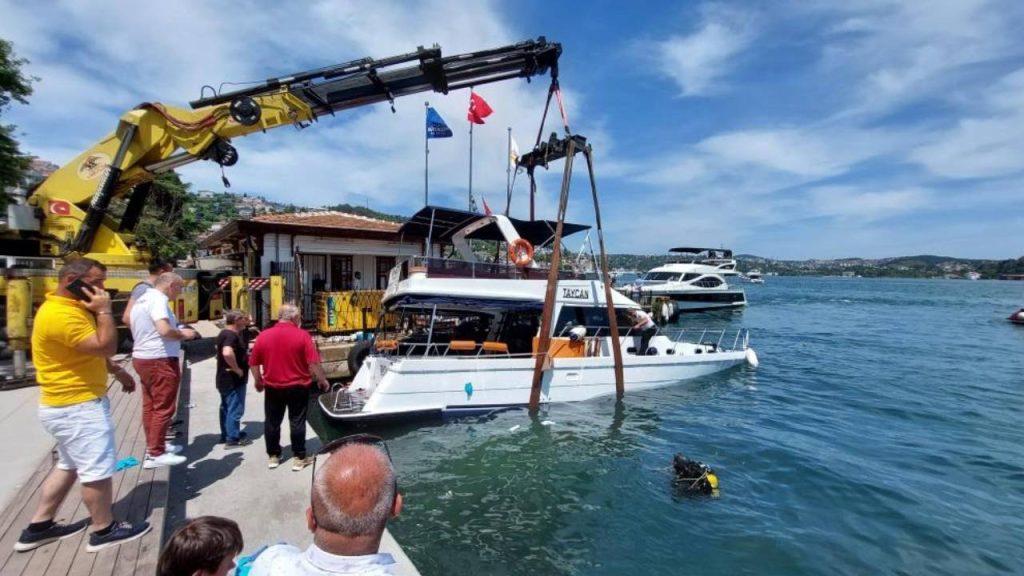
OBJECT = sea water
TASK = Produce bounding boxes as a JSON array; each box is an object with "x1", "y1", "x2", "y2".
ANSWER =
[{"x1": 311, "y1": 277, "x2": 1024, "y2": 575}]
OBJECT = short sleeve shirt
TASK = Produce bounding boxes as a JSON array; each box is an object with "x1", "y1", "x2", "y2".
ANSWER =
[
  {"x1": 215, "y1": 329, "x2": 248, "y2": 389},
  {"x1": 32, "y1": 293, "x2": 107, "y2": 407},
  {"x1": 130, "y1": 288, "x2": 180, "y2": 359},
  {"x1": 249, "y1": 322, "x2": 320, "y2": 387}
]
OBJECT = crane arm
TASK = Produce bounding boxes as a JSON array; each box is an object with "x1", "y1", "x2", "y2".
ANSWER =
[{"x1": 23, "y1": 38, "x2": 560, "y2": 260}]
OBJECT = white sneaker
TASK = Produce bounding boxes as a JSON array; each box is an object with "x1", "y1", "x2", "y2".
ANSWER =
[
  {"x1": 143, "y1": 453, "x2": 186, "y2": 469},
  {"x1": 165, "y1": 443, "x2": 183, "y2": 454}
]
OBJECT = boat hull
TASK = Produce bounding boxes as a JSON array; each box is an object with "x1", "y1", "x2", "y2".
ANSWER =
[{"x1": 320, "y1": 347, "x2": 748, "y2": 423}]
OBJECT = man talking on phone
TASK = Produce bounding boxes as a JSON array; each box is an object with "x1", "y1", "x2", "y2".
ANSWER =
[
  {"x1": 130, "y1": 272, "x2": 197, "y2": 469},
  {"x1": 14, "y1": 258, "x2": 152, "y2": 553}
]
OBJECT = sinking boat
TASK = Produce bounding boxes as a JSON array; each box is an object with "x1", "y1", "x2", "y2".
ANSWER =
[{"x1": 319, "y1": 207, "x2": 757, "y2": 423}]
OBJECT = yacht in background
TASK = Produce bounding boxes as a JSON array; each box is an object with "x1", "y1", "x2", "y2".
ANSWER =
[
  {"x1": 619, "y1": 247, "x2": 747, "y2": 314},
  {"x1": 746, "y1": 269, "x2": 764, "y2": 284}
]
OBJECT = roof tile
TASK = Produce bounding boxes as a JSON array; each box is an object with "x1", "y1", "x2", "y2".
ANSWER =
[{"x1": 250, "y1": 211, "x2": 400, "y2": 233}]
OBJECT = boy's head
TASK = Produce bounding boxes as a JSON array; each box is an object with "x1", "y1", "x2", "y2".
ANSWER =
[{"x1": 157, "y1": 516, "x2": 243, "y2": 576}]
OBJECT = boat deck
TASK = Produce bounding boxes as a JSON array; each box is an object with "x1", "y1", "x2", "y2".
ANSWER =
[{"x1": 0, "y1": 361, "x2": 167, "y2": 576}]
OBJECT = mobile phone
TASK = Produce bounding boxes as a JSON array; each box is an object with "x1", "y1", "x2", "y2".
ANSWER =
[{"x1": 66, "y1": 278, "x2": 94, "y2": 301}]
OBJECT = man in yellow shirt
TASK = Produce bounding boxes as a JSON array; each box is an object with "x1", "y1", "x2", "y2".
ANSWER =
[{"x1": 14, "y1": 258, "x2": 152, "y2": 553}]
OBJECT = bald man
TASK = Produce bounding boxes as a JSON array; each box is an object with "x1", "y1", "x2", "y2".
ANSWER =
[{"x1": 248, "y1": 441, "x2": 402, "y2": 574}]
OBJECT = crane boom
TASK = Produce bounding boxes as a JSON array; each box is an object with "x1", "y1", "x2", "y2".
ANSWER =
[{"x1": 14, "y1": 37, "x2": 560, "y2": 264}]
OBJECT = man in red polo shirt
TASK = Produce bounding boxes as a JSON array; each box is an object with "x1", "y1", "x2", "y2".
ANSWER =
[{"x1": 250, "y1": 303, "x2": 329, "y2": 472}]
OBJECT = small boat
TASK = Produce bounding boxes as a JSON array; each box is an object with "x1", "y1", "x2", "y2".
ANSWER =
[
  {"x1": 1009, "y1": 308, "x2": 1024, "y2": 325},
  {"x1": 746, "y1": 269, "x2": 764, "y2": 284},
  {"x1": 319, "y1": 207, "x2": 757, "y2": 423}
]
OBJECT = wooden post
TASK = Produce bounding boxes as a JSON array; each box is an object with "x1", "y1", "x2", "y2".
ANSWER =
[
  {"x1": 584, "y1": 146, "x2": 624, "y2": 398},
  {"x1": 529, "y1": 138, "x2": 577, "y2": 411}
]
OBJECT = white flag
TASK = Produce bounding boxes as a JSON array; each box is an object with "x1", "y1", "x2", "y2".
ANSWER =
[{"x1": 510, "y1": 135, "x2": 521, "y2": 166}]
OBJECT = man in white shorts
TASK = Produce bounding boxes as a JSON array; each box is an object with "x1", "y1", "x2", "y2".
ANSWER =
[{"x1": 14, "y1": 258, "x2": 151, "y2": 553}]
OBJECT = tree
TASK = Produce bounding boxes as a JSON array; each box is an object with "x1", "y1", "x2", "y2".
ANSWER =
[
  {"x1": 108, "y1": 172, "x2": 204, "y2": 261},
  {"x1": 0, "y1": 38, "x2": 35, "y2": 210}
]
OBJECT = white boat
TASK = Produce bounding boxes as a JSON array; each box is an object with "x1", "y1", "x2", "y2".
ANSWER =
[
  {"x1": 747, "y1": 269, "x2": 764, "y2": 284},
  {"x1": 319, "y1": 207, "x2": 757, "y2": 423},
  {"x1": 617, "y1": 247, "x2": 747, "y2": 313}
]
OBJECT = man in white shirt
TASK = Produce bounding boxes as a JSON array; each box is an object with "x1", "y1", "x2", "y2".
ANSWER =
[
  {"x1": 630, "y1": 308, "x2": 657, "y2": 355},
  {"x1": 130, "y1": 273, "x2": 197, "y2": 469},
  {"x1": 248, "y1": 435, "x2": 402, "y2": 575}
]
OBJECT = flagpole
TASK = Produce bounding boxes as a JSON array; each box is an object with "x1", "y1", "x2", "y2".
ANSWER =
[
  {"x1": 468, "y1": 119, "x2": 474, "y2": 211},
  {"x1": 506, "y1": 127, "x2": 512, "y2": 215},
  {"x1": 424, "y1": 101, "x2": 429, "y2": 207}
]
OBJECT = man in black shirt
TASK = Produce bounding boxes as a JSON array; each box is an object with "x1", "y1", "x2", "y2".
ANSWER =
[{"x1": 216, "y1": 310, "x2": 251, "y2": 446}]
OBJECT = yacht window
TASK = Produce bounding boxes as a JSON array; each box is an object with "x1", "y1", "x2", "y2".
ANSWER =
[
  {"x1": 694, "y1": 276, "x2": 723, "y2": 288},
  {"x1": 553, "y1": 306, "x2": 633, "y2": 337},
  {"x1": 682, "y1": 273, "x2": 701, "y2": 282},
  {"x1": 643, "y1": 271, "x2": 677, "y2": 282}
]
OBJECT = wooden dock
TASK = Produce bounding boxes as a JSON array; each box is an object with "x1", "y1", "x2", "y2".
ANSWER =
[{"x1": 0, "y1": 362, "x2": 169, "y2": 575}]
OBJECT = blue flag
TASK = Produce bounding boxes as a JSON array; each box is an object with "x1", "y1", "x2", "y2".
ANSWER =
[{"x1": 426, "y1": 107, "x2": 453, "y2": 139}]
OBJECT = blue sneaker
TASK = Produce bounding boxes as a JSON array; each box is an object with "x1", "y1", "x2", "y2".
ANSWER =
[
  {"x1": 14, "y1": 518, "x2": 89, "y2": 552},
  {"x1": 85, "y1": 521, "x2": 151, "y2": 553}
]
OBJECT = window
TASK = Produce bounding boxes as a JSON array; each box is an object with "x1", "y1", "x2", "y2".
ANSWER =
[
  {"x1": 331, "y1": 255, "x2": 353, "y2": 291},
  {"x1": 376, "y1": 257, "x2": 396, "y2": 290},
  {"x1": 553, "y1": 306, "x2": 633, "y2": 337}
]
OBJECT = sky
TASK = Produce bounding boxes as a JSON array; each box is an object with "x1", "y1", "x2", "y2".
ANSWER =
[{"x1": 2, "y1": 0, "x2": 1023, "y2": 260}]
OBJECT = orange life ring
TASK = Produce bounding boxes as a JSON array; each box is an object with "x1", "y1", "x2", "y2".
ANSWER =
[{"x1": 508, "y1": 238, "x2": 534, "y2": 268}]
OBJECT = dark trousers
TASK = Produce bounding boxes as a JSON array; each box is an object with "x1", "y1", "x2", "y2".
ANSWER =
[
  {"x1": 218, "y1": 381, "x2": 247, "y2": 442},
  {"x1": 638, "y1": 326, "x2": 657, "y2": 355},
  {"x1": 264, "y1": 385, "x2": 310, "y2": 459}
]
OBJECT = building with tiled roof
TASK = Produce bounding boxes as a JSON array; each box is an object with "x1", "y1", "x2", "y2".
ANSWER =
[{"x1": 200, "y1": 211, "x2": 429, "y2": 321}]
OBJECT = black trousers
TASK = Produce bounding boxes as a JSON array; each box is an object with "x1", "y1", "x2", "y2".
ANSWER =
[
  {"x1": 264, "y1": 385, "x2": 310, "y2": 458},
  {"x1": 638, "y1": 326, "x2": 657, "y2": 355}
]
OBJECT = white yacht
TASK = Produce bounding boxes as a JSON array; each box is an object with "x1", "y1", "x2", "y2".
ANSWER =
[
  {"x1": 619, "y1": 247, "x2": 747, "y2": 313},
  {"x1": 319, "y1": 207, "x2": 757, "y2": 423},
  {"x1": 746, "y1": 269, "x2": 764, "y2": 284}
]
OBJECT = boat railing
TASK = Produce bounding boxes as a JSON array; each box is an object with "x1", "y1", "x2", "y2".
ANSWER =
[
  {"x1": 555, "y1": 324, "x2": 750, "y2": 352},
  {"x1": 408, "y1": 256, "x2": 579, "y2": 281}
]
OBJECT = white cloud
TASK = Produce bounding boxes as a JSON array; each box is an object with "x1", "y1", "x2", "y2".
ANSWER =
[
  {"x1": 653, "y1": 6, "x2": 755, "y2": 96},
  {"x1": 807, "y1": 185, "x2": 931, "y2": 221},
  {"x1": 910, "y1": 68, "x2": 1024, "y2": 179}
]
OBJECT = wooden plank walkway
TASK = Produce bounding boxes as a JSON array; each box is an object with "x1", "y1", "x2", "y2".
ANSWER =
[{"x1": 0, "y1": 360, "x2": 172, "y2": 575}]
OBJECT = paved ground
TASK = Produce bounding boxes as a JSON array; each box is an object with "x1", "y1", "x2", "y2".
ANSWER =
[
  {"x1": 0, "y1": 335, "x2": 418, "y2": 574},
  {"x1": 0, "y1": 387, "x2": 51, "y2": 512},
  {"x1": 171, "y1": 349, "x2": 418, "y2": 573}
]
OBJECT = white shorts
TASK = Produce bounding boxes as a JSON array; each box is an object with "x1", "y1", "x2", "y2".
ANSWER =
[{"x1": 39, "y1": 397, "x2": 117, "y2": 483}]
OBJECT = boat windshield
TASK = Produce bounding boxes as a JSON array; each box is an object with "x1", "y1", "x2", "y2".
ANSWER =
[
  {"x1": 553, "y1": 305, "x2": 634, "y2": 337},
  {"x1": 642, "y1": 271, "x2": 680, "y2": 282}
]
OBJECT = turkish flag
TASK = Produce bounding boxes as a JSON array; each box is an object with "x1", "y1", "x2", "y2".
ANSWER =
[
  {"x1": 48, "y1": 201, "x2": 71, "y2": 215},
  {"x1": 467, "y1": 91, "x2": 493, "y2": 124},
  {"x1": 482, "y1": 196, "x2": 492, "y2": 216}
]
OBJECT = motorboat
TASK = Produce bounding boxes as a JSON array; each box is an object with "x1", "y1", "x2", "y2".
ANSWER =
[
  {"x1": 617, "y1": 247, "x2": 747, "y2": 313},
  {"x1": 746, "y1": 269, "x2": 764, "y2": 284},
  {"x1": 1009, "y1": 308, "x2": 1024, "y2": 325},
  {"x1": 319, "y1": 207, "x2": 757, "y2": 423}
]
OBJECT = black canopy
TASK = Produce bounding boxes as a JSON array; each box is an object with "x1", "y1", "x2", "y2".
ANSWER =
[
  {"x1": 669, "y1": 247, "x2": 733, "y2": 258},
  {"x1": 399, "y1": 206, "x2": 589, "y2": 248}
]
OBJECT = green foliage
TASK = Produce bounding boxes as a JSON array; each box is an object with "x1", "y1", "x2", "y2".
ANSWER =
[
  {"x1": 321, "y1": 202, "x2": 404, "y2": 223},
  {"x1": 109, "y1": 173, "x2": 241, "y2": 261},
  {"x1": 0, "y1": 38, "x2": 36, "y2": 209}
]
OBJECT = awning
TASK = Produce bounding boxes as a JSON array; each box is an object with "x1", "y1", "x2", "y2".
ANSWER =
[{"x1": 399, "y1": 206, "x2": 589, "y2": 248}]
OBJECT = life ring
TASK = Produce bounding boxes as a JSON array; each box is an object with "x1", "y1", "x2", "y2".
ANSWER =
[{"x1": 508, "y1": 238, "x2": 534, "y2": 268}]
